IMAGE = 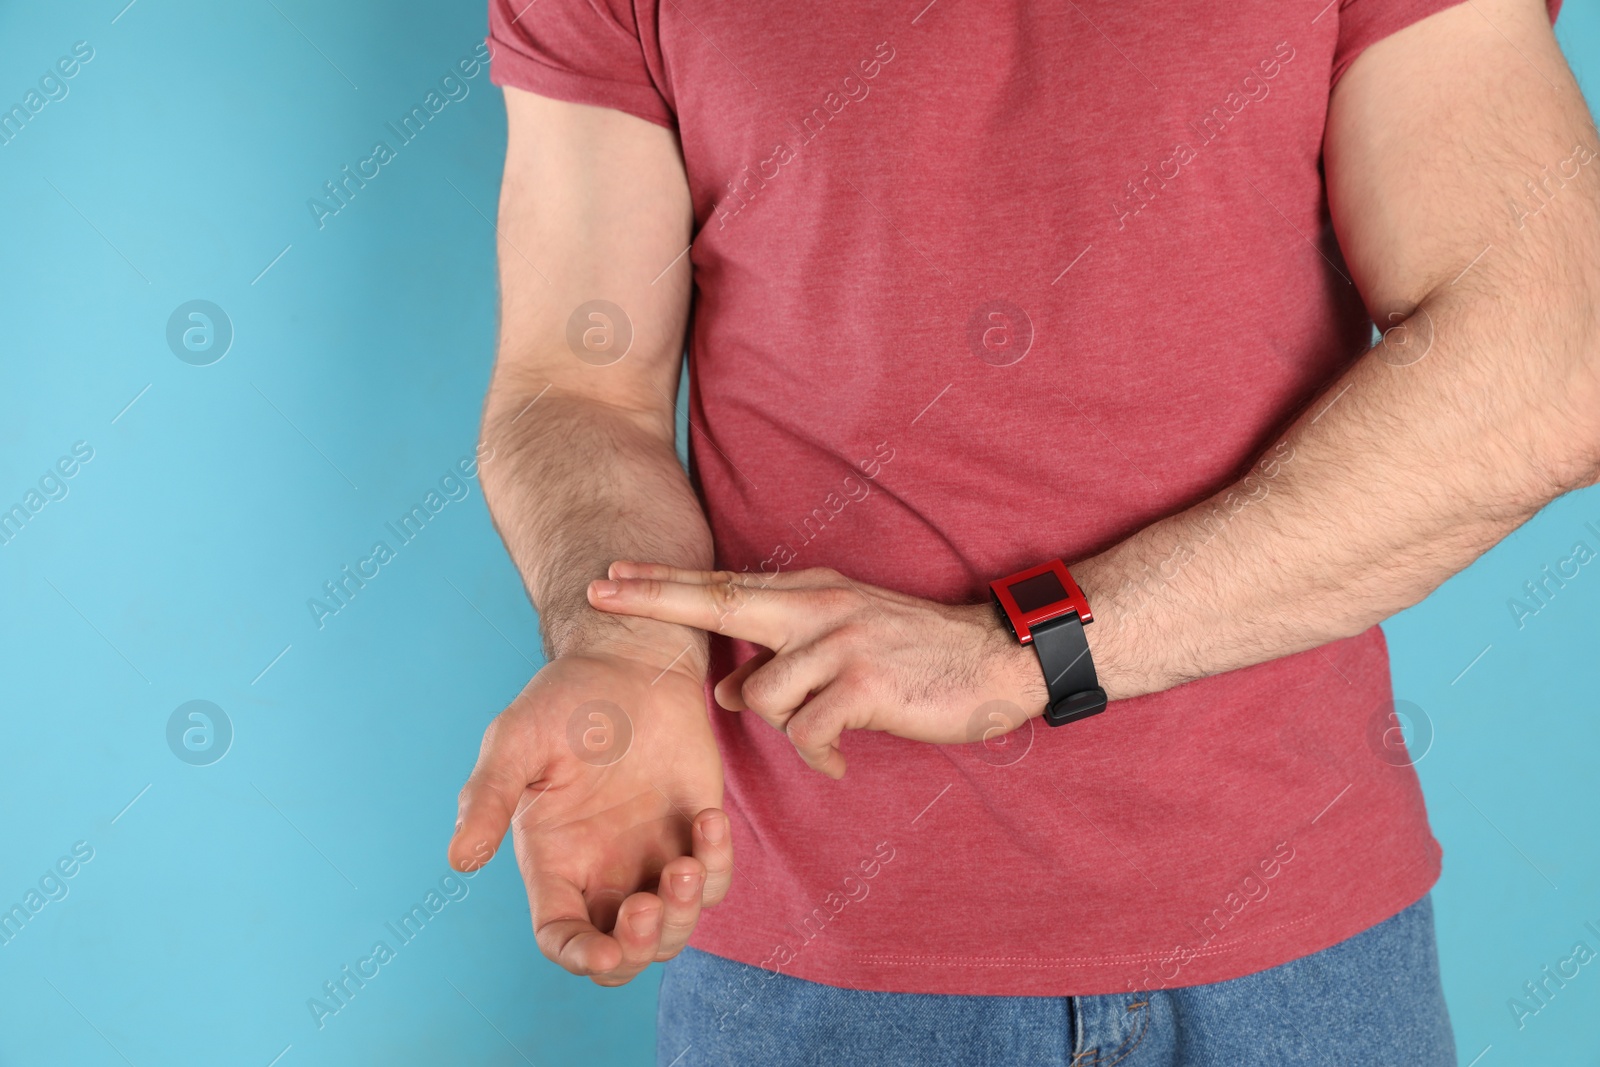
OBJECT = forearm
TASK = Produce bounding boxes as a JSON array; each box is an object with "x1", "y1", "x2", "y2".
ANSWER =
[
  {"x1": 1078, "y1": 4, "x2": 1600, "y2": 703},
  {"x1": 480, "y1": 374, "x2": 712, "y2": 666},
  {"x1": 1081, "y1": 271, "x2": 1600, "y2": 700}
]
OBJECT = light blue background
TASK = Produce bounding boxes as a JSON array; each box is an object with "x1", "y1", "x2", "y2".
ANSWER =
[{"x1": 1, "y1": 1, "x2": 1597, "y2": 1064}]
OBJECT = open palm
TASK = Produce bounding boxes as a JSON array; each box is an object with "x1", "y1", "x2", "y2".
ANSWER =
[{"x1": 449, "y1": 649, "x2": 729, "y2": 986}]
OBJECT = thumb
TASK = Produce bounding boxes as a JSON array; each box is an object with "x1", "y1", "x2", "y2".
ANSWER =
[
  {"x1": 713, "y1": 649, "x2": 772, "y2": 711},
  {"x1": 450, "y1": 734, "x2": 543, "y2": 871}
]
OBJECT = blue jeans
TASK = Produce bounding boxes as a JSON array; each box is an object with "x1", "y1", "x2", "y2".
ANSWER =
[{"x1": 657, "y1": 894, "x2": 1452, "y2": 1066}]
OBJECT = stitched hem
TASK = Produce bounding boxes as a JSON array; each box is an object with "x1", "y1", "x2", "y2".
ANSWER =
[
  {"x1": 691, "y1": 846, "x2": 1442, "y2": 996},
  {"x1": 854, "y1": 914, "x2": 1320, "y2": 969}
]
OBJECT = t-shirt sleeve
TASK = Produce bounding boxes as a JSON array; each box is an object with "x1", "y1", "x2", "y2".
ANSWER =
[
  {"x1": 1331, "y1": 0, "x2": 1563, "y2": 86},
  {"x1": 486, "y1": 0, "x2": 675, "y2": 129}
]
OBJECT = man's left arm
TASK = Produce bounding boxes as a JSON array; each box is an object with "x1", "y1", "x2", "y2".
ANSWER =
[
  {"x1": 1080, "y1": 0, "x2": 1600, "y2": 699},
  {"x1": 584, "y1": 0, "x2": 1600, "y2": 774}
]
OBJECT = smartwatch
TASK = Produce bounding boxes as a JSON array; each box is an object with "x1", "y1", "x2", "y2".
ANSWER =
[{"x1": 989, "y1": 559, "x2": 1108, "y2": 727}]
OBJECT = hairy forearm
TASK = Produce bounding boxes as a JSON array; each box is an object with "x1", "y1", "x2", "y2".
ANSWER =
[
  {"x1": 1080, "y1": 248, "x2": 1600, "y2": 700},
  {"x1": 480, "y1": 376, "x2": 712, "y2": 666}
]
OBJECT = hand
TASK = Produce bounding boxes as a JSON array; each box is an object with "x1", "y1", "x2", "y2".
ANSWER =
[
  {"x1": 448, "y1": 642, "x2": 730, "y2": 986},
  {"x1": 587, "y1": 564, "x2": 1049, "y2": 778}
]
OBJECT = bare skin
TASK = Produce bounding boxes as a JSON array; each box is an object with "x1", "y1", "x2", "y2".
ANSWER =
[
  {"x1": 454, "y1": 0, "x2": 1600, "y2": 985},
  {"x1": 587, "y1": 562, "x2": 1047, "y2": 778}
]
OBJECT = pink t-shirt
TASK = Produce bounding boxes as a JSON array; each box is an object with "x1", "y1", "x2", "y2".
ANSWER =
[{"x1": 488, "y1": 0, "x2": 1560, "y2": 995}]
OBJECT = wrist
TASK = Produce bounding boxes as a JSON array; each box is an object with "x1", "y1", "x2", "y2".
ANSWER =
[
  {"x1": 975, "y1": 602, "x2": 1051, "y2": 720},
  {"x1": 547, "y1": 611, "x2": 708, "y2": 681},
  {"x1": 987, "y1": 559, "x2": 1114, "y2": 722},
  {"x1": 1008, "y1": 640, "x2": 1051, "y2": 721}
]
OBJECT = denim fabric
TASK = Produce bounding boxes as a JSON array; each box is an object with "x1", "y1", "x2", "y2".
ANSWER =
[{"x1": 657, "y1": 894, "x2": 1453, "y2": 1066}]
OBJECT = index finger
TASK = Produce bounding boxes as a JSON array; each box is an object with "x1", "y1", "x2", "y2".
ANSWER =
[
  {"x1": 609, "y1": 562, "x2": 807, "y2": 589},
  {"x1": 588, "y1": 573, "x2": 793, "y2": 648},
  {"x1": 529, "y1": 870, "x2": 625, "y2": 976}
]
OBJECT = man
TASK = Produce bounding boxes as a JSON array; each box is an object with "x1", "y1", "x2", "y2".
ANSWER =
[{"x1": 446, "y1": 0, "x2": 1597, "y2": 1061}]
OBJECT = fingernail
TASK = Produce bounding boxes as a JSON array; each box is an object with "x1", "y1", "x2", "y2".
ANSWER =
[
  {"x1": 703, "y1": 816, "x2": 725, "y2": 844},
  {"x1": 672, "y1": 872, "x2": 701, "y2": 902},
  {"x1": 628, "y1": 907, "x2": 658, "y2": 936},
  {"x1": 591, "y1": 580, "x2": 620, "y2": 599}
]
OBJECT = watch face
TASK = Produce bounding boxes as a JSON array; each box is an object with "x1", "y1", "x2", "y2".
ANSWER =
[
  {"x1": 1008, "y1": 570, "x2": 1068, "y2": 614},
  {"x1": 989, "y1": 558, "x2": 1093, "y2": 643}
]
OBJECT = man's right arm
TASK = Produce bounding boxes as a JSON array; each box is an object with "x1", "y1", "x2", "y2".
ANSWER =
[{"x1": 448, "y1": 87, "x2": 729, "y2": 988}]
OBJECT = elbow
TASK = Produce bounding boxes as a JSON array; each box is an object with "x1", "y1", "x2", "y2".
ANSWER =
[
  {"x1": 1537, "y1": 338, "x2": 1600, "y2": 498},
  {"x1": 1529, "y1": 242, "x2": 1600, "y2": 497},
  {"x1": 1566, "y1": 279, "x2": 1600, "y2": 490},
  {"x1": 1531, "y1": 381, "x2": 1600, "y2": 501},
  {"x1": 1561, "y1": 439, "x2": 1600, "y2": 493}
]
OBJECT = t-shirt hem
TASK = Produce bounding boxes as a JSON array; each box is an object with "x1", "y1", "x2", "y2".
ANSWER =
[
  {"x1": 690, "y1": 844, "x2": 1442, "y2": 996},
  {"x1": 487, "y1": 32, "x2": 676, "y2": 130}
]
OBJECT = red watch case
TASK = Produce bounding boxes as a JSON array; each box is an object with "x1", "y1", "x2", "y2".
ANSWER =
[{"x1": 988, "y1": 558, "x2": 1094, "y2": 644}]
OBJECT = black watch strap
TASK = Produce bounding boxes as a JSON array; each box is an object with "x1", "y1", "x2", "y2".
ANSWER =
[{"x1": 1031, "y1": 611, "x2": 1108, "y2": 727}]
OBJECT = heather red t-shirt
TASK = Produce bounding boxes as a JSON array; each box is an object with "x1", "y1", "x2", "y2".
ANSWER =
[{"x1": 489, "y1": 0, "x2": 1560, "y2": 995}]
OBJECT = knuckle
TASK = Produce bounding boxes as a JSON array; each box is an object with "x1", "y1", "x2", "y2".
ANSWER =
[
  {"x1": 475, "y1": 716, "x2": 507, "y2": 755},
  {"x1": 741, "y1": 663, "x2": 786, "y2": 710},
  {"x1": 838, "y1": 672, "x2": 881, "y2": 708},
  {"x1": 741, "y1": 683, "x2": 779, "y2": 717},
  {"x1": 836, "y1": 662, "x2": 874, "y2": 691},
  {"x1": 787, "y1": 715, "x2": 823, "y2": 750},
  {"x1": 661, "y1": 912, "x2": 698, "y2": 935},
  {"x1": 708, "y1": 579, "x2": 743, "y2": 616},
  {"x1": 456, "y1": 771, "x2": 496, "y2": 810},
  {"x1": 814, "y1": 586, "x2": 857, "y2": 616},
  {"x1": 467, "y1": 762, "x2": 518, "y2": 798},
  {"x1": 825, "y1": 620, "x2": 869, "y2": 649},
  {"x1": 533, "y1": 927, "x2": 567, "y2": 966}
]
